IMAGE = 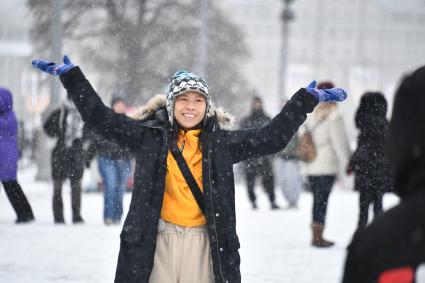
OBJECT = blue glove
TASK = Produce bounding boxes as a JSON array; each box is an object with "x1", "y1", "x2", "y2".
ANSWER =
[
  {"x1": 32, "y1": 55, "x2": 75, "y2": 76},
  {"x1": 305, "y1": 80, "x2": 347, "y2": 102}
]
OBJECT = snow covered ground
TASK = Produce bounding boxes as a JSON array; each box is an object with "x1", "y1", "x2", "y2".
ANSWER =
[{"x1": 0, "y1": 165, "x2": 399, "y2": 283}]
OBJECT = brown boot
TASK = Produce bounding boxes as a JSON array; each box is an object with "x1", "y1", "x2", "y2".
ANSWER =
[{"x1": 311, "y1": 223, "x2": 335, "y2": 248}]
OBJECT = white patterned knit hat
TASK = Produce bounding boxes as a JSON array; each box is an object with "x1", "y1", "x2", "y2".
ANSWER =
[{"x1": 165, "y1": 70, "x2": 211, "y2": 125}]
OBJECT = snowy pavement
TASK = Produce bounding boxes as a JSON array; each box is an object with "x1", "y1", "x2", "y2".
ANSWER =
[{"x1": 0, "y1": 166, "x2": 399, "y2": 283}]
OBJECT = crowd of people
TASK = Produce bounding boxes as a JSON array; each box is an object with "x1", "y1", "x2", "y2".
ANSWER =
[
  {"x1": 1, "y1": 53, "x2": 424, "y2": 282},
  {"x1": 238, "y1": 81, "x2": 389, "y2": 249}
]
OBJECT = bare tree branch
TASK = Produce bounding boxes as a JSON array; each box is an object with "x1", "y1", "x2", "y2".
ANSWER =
[
  {"x1": 28, "y1": 0, "x2": 254, "y2": 110},
  {"x1": 105, "y1": 0, "x2": 130, "y2": 31}
]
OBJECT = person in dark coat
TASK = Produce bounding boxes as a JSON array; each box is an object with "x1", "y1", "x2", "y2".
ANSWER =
[
  {"x1": 347, "y1": 92, "x2": 392, "y2": 230},
  {"x1": 0, "y1": 87, "x2": 35, "y2": 223},
  {"x1": 240, "y1": 96, "x2": 279, "y2": 210},
  {"x1": 43, "y1": 95, "x2": 90, "y2": 224},
  {"x1": 342, "y1": 65, "x2": 425, "y2": 283},
  {"x1": 86, "y1": 96, "x2": 132, "y2": 225},
  {"x1": 32, "y1": 55, "x2": 347, "y2": 283}
]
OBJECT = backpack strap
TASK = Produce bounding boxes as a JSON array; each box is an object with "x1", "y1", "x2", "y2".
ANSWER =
[{"x1": 170, "y1": 142, "x2": 205, "y2": 215}]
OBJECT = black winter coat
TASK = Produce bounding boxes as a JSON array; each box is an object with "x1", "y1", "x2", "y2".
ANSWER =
[
  {"x1": 60, "y1": 67, "x2": 318, "y2": 283},
  {"x1": 342, "y1": 189, "x2": 425, "y2": 283},
  {"x1": 348, "y1": 107, "x2": 392, "y2": 193},
  {"x1": 43, "y1": 106, "x2": 90, "y2": 180},
  {"x1": 86, "y1": 132, "x2": 132, "y2": 161}
]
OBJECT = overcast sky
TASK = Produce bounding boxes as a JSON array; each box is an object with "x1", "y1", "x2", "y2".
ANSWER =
[{"x1": 0, "y1": 0, "x2": 30, "y2": 30}]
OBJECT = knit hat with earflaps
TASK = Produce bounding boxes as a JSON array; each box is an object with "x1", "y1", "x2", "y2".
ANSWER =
[{"x1": 165, "y1": 70, "x2": 211, "y2": 126}]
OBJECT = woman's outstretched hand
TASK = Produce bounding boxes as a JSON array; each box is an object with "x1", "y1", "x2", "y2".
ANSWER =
[
  {"x1": 305, "y1": 80, "x2": 347, "y2": 102},
  {"x1": 32, "y1": 55, "x2": 75, "y2": 76}
]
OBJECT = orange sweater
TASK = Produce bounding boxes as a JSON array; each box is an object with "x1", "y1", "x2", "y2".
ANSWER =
[{"x1": 161, "y1": 129, "x2": 206, "y2": 227}]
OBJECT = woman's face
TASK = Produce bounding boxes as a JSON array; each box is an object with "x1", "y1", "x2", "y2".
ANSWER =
[
  {"x1": 173, "y1": 92, "x2": 207, "y2": 130},
  {"x1": 112, "y1": 101, "x2": 126, "y2": 114}
]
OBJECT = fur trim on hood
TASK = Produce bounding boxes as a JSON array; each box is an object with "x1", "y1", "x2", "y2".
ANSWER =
[{"x1": 128, "y1": 94, "x2": 235, "y2": 130}]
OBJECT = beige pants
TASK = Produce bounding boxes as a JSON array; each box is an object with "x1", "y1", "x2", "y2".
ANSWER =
[{"x1": 149, "y1": 219, "x2": 215, "y2": 283}]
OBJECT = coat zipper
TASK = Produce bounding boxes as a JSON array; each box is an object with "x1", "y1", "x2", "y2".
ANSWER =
[
  {"x1": 148, "y1": 122, "x2": 226, "y2": 282},
  {"x1": 207, "y1": 134, "x2": 226, "y2": 282},
  {"x1": 143, "y1": 123, "x2": 169, "y2": 194}
]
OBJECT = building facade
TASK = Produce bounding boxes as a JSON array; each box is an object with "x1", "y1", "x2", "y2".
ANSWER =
[{"x1": 219, "y1": 0, "x2": 425, "y2": 116}]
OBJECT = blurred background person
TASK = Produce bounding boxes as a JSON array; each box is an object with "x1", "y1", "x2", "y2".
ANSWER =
[
  {"x1": 346, "y1": 92, "x2": 392, "y2": 231},
  {"x1": 240, "y1": 96, "x2": 279, "y2": 210},
  {"x1": 86, "y1": 96, "x2": 132, "y2": 225},
  {"x1": 0, "y1": 87, "x2": 34, "y2": 223},
  {"x1": 300, "y1": 81, "x2": 351, "y2": 247},
  {"x1": 43, "y1": 95, "x2": 91, "y2": 224},
  {"x1": 277, "y1": 135, "x2": 302, "y2": 209}
]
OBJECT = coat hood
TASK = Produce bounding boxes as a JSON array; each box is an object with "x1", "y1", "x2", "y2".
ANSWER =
[
  {"x1": 387, "y1": 66, "x2": 425, "y2": 197},
  {"x1": 0, "y1": 87, "x2": 13, "y2": 115},
  {"x1": 129, "y1": 94, "x2": 235, "y2": 130},
  {"x1": 355, "y1": 92, "x2": 387, "y2": 128},
  {"x1": 355, "y1": 92, "x2": 388, "y2": 136}
]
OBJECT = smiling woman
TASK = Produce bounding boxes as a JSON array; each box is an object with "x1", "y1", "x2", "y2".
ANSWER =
[
  {"x1": 173, "y1": 92, "x2": 207, "y2": 131},
  {"x1": 31, "y1": 56, "x2": 347, "y2": 283}
]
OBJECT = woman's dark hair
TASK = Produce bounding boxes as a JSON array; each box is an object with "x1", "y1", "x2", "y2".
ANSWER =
[
  {"x1": 358, "y1": 92, "x2": 387, "y2": 118},
  {"x1": 111, "y1": 96, "x2": 124, "y2": 108},
  {"x1": 317, "y1": 81, "x2": 334, "y2": 89}
]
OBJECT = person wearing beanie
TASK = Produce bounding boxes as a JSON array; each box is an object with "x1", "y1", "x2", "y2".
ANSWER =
[
  {"x1": 346, "y1": 92, "x2": 392, "y2": 231},
  {"x1": 240, "y1": 96, "x2": 279, "y2": 210},
  {"x1": 0, "y1": 87, "x2": 35, "y2": 223},
  {"x1": 300, "y1": 81, "x2": 351, "y2": 248},
  {"x1": 32, "y1": 56, "x2": 347, "y2": 283},
  {"x1": 342, "y1": 65, "x2": 425, "y2": 283}
]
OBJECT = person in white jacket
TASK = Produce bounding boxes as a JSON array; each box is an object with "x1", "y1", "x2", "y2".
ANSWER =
[{"x1": 300, "y1": 81, "x2": 351, "y2": 248}]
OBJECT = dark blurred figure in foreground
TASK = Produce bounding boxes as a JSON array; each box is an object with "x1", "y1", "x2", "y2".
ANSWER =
[
  {"x1": 342, "y1": 65, "x2": 425, "y2": 283},
  {"x1": 347, "y1": 92, "x2": 392, "y2": 231},
  {"x1": 0, "y1": 87, "x2": 34, "y2": 223},
  {"x1": 240, "y1": 96, "x2": 279, "y2": 210}
]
